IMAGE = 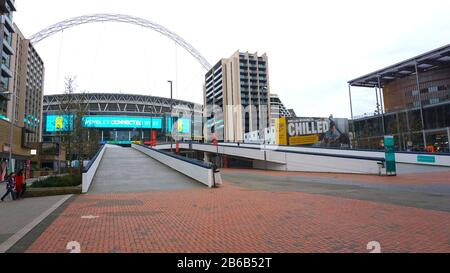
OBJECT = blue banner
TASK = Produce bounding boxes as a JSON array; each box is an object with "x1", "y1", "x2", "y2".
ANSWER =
[
  {"x1": 83, "y1": 116, "x2": 163, "y2": 129},
  {"x1": 45, "y1": 115, "x2": 163, "y2": 131}
]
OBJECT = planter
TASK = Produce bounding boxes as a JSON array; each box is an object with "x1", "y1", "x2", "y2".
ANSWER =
[{"x1": 24, "y1": 185, "x2": 82, "y2": 197}]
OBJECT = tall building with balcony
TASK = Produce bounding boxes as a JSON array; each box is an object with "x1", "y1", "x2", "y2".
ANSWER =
[
  {"x1": 9, "y1": 23, "x2": 45, "y2": 144},
  {"x1": 0, "y1": 0, "x2": 16, "y2": 116},
  {"x1": 1, "y1": 18, "x2": 46, "y2": 175},
  {"x1": 204, "y1": 51, "x2": 270, "y2": 142}
]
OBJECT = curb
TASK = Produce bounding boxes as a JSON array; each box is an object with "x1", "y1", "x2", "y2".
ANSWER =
[{"x1": 0, "y1": 194, "x2": 73, "y2": 253}]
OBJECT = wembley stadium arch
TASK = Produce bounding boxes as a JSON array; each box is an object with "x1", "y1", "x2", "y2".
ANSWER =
[
  {"x1": 29, "y1": 13, "x2": 212, "y2": 70},
  {"x1": 32, "y1": 14, "x2": 213, "y2": 146}
]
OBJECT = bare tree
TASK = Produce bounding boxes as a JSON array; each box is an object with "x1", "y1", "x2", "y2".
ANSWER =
[{"x1": 59, "y1": 77, "x2": 99, "y2": 171}]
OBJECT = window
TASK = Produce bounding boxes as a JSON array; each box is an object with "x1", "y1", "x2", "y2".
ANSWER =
[{"x1": 428, "y1": 86, "x2": 438, "y2": 93}]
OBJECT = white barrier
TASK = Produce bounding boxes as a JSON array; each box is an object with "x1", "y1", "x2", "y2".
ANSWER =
[
  {"x1": 132, "y1": 144, "x2": 221, "y2": 188},
  {"x1": 160, "y1": 143, "x2": 386, "y2": 175},
  {"x1": 191, "y1": 142, "x2": 450, "y2": 167},
  {"x1": 82, "y1": 144, "x2": 107, "y2": 193}
]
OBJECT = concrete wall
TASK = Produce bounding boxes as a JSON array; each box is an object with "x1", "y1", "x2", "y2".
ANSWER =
[{"x1": 82, "y1": 144, "x2": 107, "y2": 193}]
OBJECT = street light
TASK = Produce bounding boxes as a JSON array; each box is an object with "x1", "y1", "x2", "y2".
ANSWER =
[
  {"x1": 167, "y1": 80, "x2": 173, "y2": 152},
  {"x1": 2, "y1": 91, "x2": 16, "y2": 173}
]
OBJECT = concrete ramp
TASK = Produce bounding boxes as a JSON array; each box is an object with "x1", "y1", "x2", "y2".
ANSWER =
[{"x1": 89, "y1": 146, "x2": 202, "y2": 193}]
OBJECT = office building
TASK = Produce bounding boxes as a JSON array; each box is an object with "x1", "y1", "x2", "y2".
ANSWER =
[
  {"x1": 204, "y1": 51, "x2": 270, "y2": 142},
  {"x1": 348, "y1": 44, "x2": 450, "y2": 152},
  {"x1": 19, "y1": 26, "x2": 45, "y2": 144},
  {"x1": 1, "y1": 17, "x2": 47, "y2": 175},
  {"x1": 0, "y1": 0, "x2": 16, "y2": 111}
]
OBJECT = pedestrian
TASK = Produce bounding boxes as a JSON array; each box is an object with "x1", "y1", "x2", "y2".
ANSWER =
[
  {"x1": 1, "y1": 173, "x2": 16, "y2": 201},
  {"x1": 16, "y1": 169, "x2": 25, "y2": 199},
  {"x1": 20, "y1": 174, "x2": 27, "y2": 199}
]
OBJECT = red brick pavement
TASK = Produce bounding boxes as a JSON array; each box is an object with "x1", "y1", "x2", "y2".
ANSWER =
[{"x1": 26, "y1": 181, "x2": 450, "y2": 253}]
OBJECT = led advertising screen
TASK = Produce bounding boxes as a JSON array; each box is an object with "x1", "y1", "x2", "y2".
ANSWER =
[
  {"x1": 45, "y1": 114, "x2": 74, "y2": 132},
  {"x1": 46, "y1": 115, "x2": 163, "y2": 131},
  {"x1": 167, "y1": 117, "x2": 191, "y2": 134},
  {"x1": 177, "y1": 118, "x2": 191, "y2": 134},
  {"x1": 82, "y1": 116, "x2": 163, "y2": 129}
]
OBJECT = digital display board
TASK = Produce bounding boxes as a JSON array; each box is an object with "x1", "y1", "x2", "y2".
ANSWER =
[
  {"x1": 167, "y1": 117, "x2": 191, "y2": 134},
  {"x1": 45, "y1": 115, "x2": 163, "y2": 132},
  {"x1": 177, "y1": 118, "x2": 191, "y2": 133},
  {"x1": 45, "y1": 115, "x2": 74, "y2": 132},
  {"x1": 83, "y1": 116, "x2": 163, "y2": 129}
]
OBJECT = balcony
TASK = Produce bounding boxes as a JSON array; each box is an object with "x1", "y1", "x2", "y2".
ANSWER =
[
  {"x1": 2, "y1": 37, "x2": 14, "y2": 55},
  {"x1": 4, "y1": 0, "x2": 16, "y2": 12},
  {"x1": 1, "y1": 63, "x2": 12, "y2": 78},
  {"x1": 2, "y1": 14, "x2": 15, "y2": 33}
]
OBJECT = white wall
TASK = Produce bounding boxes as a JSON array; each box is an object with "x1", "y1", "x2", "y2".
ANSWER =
[
  {"x1": 133, "y1": 144, "x2": 221, "y2": 187},
  {"x1": 82, "y1": 145, "x2": 107, "y2": 193}
]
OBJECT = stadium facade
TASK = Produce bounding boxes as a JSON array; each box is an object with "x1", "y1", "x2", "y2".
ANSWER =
[{"x1": 42, "y1": 93, "x2": 204, "y2": 145}]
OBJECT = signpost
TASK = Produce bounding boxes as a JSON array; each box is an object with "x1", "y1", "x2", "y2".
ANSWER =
[{"x1": 384, "y1": 135, "x2": 396, "y2": 176}]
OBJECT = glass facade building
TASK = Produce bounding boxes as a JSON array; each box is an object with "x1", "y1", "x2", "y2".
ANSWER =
[{"x1": 349, "y1": 44, "x2": 450, "y2": 153}]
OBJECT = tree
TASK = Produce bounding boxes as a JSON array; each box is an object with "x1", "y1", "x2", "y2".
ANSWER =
[{"x1": 60, "y1": 77, "x2": 99, "y2": 171}]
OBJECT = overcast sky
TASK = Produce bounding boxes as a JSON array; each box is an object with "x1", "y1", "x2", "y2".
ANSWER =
[{"x1": 13, "y1": 0, "x2": 450, "y2": 118}]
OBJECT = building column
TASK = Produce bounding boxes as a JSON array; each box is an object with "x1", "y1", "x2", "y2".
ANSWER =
[
  {"x1": 395, "y1": 113, "x2": 403, "y2": 150},
  {"x1": 348, "y1": 85, "x2": 357, "y2": 148},
  {"x1": 414, "y1": 61, "x2": 427, "y2": 150},
  {"x1": 377, "y1": 76, "x2": 386, "y2": 136},
  {"x1": 447, "y1": 127, "x2": 450, "y2": 152},
  {"x1": 204, "y1": 152, "x2": 210, "y2": 163}
]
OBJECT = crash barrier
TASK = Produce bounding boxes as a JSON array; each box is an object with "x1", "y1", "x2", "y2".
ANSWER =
[{"x1": 132, "y1": 144, "x2": 222, "y2": 187}]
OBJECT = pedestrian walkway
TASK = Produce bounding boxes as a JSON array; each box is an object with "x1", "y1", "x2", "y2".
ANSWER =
[
  {"x1": 89, "y1": 146, "x2": 203, "y2": 193},
  {"x1": 25, "y1": 182, "x2": 450, "y2": 253},
  {"x1": 0, "y1": 194, "x2": 71, "y2": 252}
]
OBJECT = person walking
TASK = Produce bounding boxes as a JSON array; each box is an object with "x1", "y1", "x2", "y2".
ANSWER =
[
  {"x1": 20, "y1": 172, "x2": 27, "y2": 199},
  {"x1": 1, "y1": 173, "x2": 16, "y2": 201},
  {"x1": 15, "y1": 169, "x2": 25, "y2": 199}
]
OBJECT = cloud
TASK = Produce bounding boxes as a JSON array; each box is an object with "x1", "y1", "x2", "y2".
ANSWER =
[{"x1": 14, "y1": 0, "x2": 450, "y2": 118}]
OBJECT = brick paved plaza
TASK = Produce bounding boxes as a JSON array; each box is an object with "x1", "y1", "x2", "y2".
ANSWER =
[{"x1": 25, "y1": 168, "x2": 450, "y2": 253}]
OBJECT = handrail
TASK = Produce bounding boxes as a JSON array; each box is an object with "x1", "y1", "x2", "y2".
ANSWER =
[
  {"x1": 136, "y1": 144, "x2": 216, "y2": 170},
  {"x1": 169, "y1": 142, "x2": 385, "y2": 162},
  {"x1": 272, "y1": 148, "x2": 385, "y2": 162},
  {"x1": 83, "y1": 145, "x2": 105, "y2": 173}
]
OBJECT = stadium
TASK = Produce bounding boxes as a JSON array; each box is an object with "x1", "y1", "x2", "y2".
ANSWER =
[{"x1": 42, "y1": 93, "x2": 204, "y2": 145}]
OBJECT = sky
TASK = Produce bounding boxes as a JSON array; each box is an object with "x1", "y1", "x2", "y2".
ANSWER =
[{"x1": 13, "y1": 0, "x2": 450, "y2": 118}]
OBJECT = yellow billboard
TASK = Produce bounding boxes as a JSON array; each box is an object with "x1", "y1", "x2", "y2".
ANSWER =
[
  {"x1": 288, "y1": 135, "x2": 319, "y2": 145},
  {"x1": 275, "y1": 117, "x2": 287, "y2": 145}
]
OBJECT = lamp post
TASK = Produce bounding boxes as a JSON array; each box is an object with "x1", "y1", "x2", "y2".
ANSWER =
[
  {"x1": 2, "y1": 91, "x2": 15, "y2": 173},
  {"x1": 167, "y1": 80, "x2": 173, "y2": 152}
]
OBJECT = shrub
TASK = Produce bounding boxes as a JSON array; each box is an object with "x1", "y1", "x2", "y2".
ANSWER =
[{"x1": 31, "y1": 174, "x2": 82, "y2": 188}]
